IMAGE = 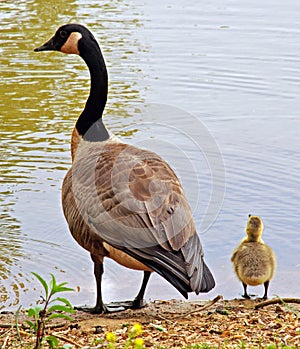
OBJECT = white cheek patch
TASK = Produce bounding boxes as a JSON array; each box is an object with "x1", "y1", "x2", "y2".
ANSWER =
[{"x1": 61, "y1": 32, "x2": 82, "y2": 54}]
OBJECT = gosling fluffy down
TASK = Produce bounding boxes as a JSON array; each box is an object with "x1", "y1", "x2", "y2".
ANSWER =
[{"x1": 231, "y1": 215, "x2": 276, "y2": 299}]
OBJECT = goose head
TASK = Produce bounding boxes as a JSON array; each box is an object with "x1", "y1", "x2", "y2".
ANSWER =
[
  {"x1": 34, "y1": 23, "x2": 98, "y2": 56},
  {"x1": 34, "y1": 24, "x2": 109, "y2": 143}
]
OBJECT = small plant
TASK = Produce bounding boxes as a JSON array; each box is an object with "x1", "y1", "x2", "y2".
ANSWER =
[
  {"x1": 27, "y1": 272, "x2": 74, "y2": 349},
  {"x1": 106, "y1": 323, "x2": 146, "y2": 349}
]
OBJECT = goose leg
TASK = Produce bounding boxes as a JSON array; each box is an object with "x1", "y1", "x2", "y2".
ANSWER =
[
  {"x1": 77, "y1": 261, "x2": 128, "y2": 313},
  {"x1": 262, "y1": 280, "x2": 269, "y2": 300},
  {"x1": 242, "y1": 282, "x2": 250, "y2": 299},
  {"x1": 93, "y1": 262, "x2": 107, "y2": 313},
  {"x1": 107, "y1": 271, "x2": 151, "y2": 310},
  {"x1": 76, "y1": 264, "x2": 151, "y2": 313},
  {"x1": 132, "y1": 271, "x2": 151, "y2": 308},
  {"x1": 91, "y1": 260, "x2": 129, "y2": 313},
  {"x1": 75, "y1": 261, "x2": 108, "y2": 314}
]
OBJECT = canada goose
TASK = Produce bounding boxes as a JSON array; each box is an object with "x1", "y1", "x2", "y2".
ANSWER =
[
  {"x1": 231, "y1": 215, "x2": 276, "y2": 299},
  {"x1": 34, "y1": 23, "x2": 215, "y2": 313}
]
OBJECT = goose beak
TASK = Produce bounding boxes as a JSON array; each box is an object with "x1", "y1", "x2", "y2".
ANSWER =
[{"x1": 34, "y1": 37, "x2": 56, "y2": 52}]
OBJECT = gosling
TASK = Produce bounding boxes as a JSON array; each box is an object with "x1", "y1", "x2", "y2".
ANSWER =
[{"x1": 231, "y1": 215, "x2": 276, "y2": 299}]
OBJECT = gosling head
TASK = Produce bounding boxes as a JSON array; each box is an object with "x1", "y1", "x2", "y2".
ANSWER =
[
  {"x1": 34, "y1": 24, "x2": 97, "y2": 56},
  {"x1": 245, "y1": 214, "x2": 264, "y2": 242}
]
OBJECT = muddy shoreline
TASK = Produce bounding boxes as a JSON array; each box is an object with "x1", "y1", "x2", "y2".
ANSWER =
[{"x1": 1, "y1": 297, "x2": 299, "y2": 348}]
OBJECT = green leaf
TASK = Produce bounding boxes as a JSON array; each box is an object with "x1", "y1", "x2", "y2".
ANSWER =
[
  {"x1": 53, "y1": 286, "x2": 74, "y2": 294},
  {"x1": 51, "y1": 297, "x2": 74, "y2": 309},
  {"x1": 26, "y1": 320, "x2": 37, "y2": 330},
  {"x1": 45, "y1": 335, "x2": 59, "y2": 348},
  {"x1": 47, "y1": 304, "x2": 74, "y2": 314},
  {"x1": 32, "y1": 272, "x2": 49, "y2": 299},
  {"x1": 50, "y1": 275, "x2": 74, "y2": 295},
  {"x1": 27, "y1": 308, "x2": 36, "y2": 317},
  {"x1": 50, "y1": 274, "x2": 57, "y2": 293},
  {"x1": 150, "y1": 323, "x2": 167, "y2": 332},
  {"x1": 28, "y1": 306, "x2": 43, "y2": 319},
  {"x1": 47, "y1": 313, "x2": 73, "y2": 321}
]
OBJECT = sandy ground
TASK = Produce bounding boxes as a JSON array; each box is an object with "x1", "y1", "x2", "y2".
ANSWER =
[{"x1": 1, "y1": 297, "x2": 299, "y2": 348}]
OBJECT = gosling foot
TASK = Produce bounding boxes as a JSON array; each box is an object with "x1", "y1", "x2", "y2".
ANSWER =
[
  {"x1": 241, "y1": 283, "x2": 256, "y2": 299},
  {"x1": 242, "y1": 293, "x2": 257, "y2": 299},
  {"x1": 242, "y1": 293, "x2": 251, "y2": 299},
  {"x1": 260, "y1": 295, "x2": 268, "y2": 300}
]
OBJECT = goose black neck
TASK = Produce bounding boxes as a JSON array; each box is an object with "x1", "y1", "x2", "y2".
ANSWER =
[{"x1": 76, "y1": 39, "x2": 110, "y2": 141}]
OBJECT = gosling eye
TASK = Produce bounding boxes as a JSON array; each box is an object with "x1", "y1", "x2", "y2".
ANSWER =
[
  {"x1": 60, "y1": 30, "x2": 68, "y2": 39},
  {"x1": 248, "y1": 214, "x2": 252, "y2": 218}
]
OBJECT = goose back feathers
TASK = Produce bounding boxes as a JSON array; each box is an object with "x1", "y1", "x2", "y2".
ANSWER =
[{"x1": 63, "y1": 138, "x2": 214, "y2": 297}]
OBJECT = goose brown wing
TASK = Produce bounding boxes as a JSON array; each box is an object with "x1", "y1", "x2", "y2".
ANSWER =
[{"x1": 67, "y1": 140, "x2": 215, "y2": 296}]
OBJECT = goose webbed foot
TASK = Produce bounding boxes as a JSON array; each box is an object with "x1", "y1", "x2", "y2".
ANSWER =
[
  {"x1": 106, "y1": 298, "x2": 147, "y2": 310},
  {"x1": 81, "y1": 264, "x2": 151, "y2": 314},
  {"x1": 75, "y1": 299, "x2": 146, "y2": 314},
  {"x1": 132, "y1": 297, "x2": 147, "y2": 309},
  {"x1": 74, "y1": 304, "x2": 110, "y2": 314},
  {"x1": 75, "y1": 303, "x2": 124, "y2": 314}
]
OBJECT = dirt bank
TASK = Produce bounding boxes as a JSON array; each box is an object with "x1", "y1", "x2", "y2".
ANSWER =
[{"x1": 1, "y1": 297, "x2": 299, "y2": 348}]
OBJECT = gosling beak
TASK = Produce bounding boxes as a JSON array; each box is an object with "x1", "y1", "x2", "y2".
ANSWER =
[{"x1": 34, "y1": 37, "x2": 56, "y2": 52}]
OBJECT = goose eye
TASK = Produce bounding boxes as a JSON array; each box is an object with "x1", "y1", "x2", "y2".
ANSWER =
[{"x1": 60, "y1": 30, "x2": 68, "y2": 38}]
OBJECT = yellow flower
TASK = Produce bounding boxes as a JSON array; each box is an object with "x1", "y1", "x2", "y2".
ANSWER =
[
  {"x1": 134, "y1": 337, "x2": 144, "y2": 347},
  {"x1": 131, "y1": 323, "x2": 143, "y2": 336},
  {"x1": 106, "y1": 331, "x2": 117, "y2": 342}
]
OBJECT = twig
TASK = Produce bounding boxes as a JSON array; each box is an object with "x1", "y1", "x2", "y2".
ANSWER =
[
  {"x1": 158, "y1": 295, "x2": 223, "y2": 321},
  {"x1": 15, "y1": 305, "x2": 22, "y2": 343},
  {"x1": 0, "y1": 328, "x2": 12, "y2": 340},
  {"x1": 175, "y1": 294, "x2": 223, "y2": 319},
  {"x1": 18, "y1": 329, "x2": 32, "y2": 337},
  {"x1": 0, "y1": 324, "x2": 13, "y2": 329},
  {"x1": 51, "y1": 332, "x2": 82, "y2": 348},
  {"x1": 0, "y1": 322, "x2": 67, "y2": 330},
  {"x1": 255, "y1": 297, "x2": 300, "y2": 309},
  {"x1": 1, "y1": 331, "x2": 11, "y2": 349}
]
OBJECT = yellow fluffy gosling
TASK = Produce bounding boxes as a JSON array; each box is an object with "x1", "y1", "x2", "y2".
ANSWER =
[{"x1": 231, "y1": 215, "x2": 276, "y2": 299}]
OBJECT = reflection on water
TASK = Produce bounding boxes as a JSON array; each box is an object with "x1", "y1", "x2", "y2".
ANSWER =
[
  {"x1": 0, "y1": 213, "x2": 23, "y2": 306},
  {"x1": 1, "y1": 0, "x2": 300, "y2": 310}
]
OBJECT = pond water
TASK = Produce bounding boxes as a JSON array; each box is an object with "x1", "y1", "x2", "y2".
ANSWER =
[{"x1": 1, "y1": 0, "x2": 299, "y2": 310}]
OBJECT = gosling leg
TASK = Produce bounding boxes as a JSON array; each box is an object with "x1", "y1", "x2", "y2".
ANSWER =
[
  {"x1": 262, "y1": 280, "x2": 269, "y2": 300},
  {"x1": 242, "y1": 282, "x2": 250, "y2": 299}
]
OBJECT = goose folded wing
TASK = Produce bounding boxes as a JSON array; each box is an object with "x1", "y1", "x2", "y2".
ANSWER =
[{"x1": 83, "y1": 150, "x2": 215, "y2": 296}]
